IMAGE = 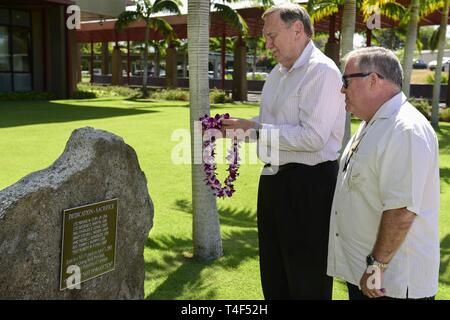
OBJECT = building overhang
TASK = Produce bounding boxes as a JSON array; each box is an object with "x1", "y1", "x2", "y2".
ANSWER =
[
  {"x1": 74, "y1": 0, "x2": 127, "y2": 21},
  {"x1": 0, "y1": 0, "x2": 127, "y2": 21}
]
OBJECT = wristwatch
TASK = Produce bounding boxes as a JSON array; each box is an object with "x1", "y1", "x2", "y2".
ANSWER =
[{"x1": 366, "y1": 254, "x2": 389, "y2": 271}]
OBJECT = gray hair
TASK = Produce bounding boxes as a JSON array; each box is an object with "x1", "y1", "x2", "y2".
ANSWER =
[
  {"x1": 344, "y1": 47, "x2": 404, "y2": 89},
  {"x1": 262, "y1": 3, "x2": 314, "y2": 38}
]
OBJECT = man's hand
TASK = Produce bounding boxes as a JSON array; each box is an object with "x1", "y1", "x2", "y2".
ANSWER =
[
  {"x1": 359, "y1": 266, "x2": 386, "y2": 298},
  {"x1": 221, "y1": 118, "x2": 260, "y2": 132}
]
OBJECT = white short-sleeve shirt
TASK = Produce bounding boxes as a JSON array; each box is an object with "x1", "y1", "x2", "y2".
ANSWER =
[{"x1": 327, "y1": 92, "x2": 440, "y2": 299}]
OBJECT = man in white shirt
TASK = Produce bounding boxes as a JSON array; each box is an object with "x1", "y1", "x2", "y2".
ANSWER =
[
  {"x1": 327, "y1": 47, "x2": 440, "y2": 300},
  {"x1": 222, "y1": 3, "x2": 345, "y2": 299}
]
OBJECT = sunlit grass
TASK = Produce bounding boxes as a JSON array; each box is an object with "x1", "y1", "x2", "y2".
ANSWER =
[{"x1": 0, "y1": 97, "x2": 448, "y2": 299}]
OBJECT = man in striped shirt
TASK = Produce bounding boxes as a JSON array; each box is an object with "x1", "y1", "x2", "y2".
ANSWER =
[{"x1": 222, "y1": 3, "x2": 345, "y2": 299}]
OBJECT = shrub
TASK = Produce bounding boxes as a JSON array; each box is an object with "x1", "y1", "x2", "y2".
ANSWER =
[
  {"x1": 426, "y1": 73, "x2": 449, "y2": 84},
  {"x1": 247, "y1": 73, "x2": 265, "y2": 80},
  {"x1": 0, "y1": 91, "x2": 56, "y2": 101},
  {"x1": 210, "y1": 89, "x2": 232, "y2": 104},
  {"x1": 152, "y1": 88, "x2": 189, "y2": 101},
  {"x1": 409, "y1": 98, "x2": 431, "y2": 120},
  {"x1": 440, "y1": 108, "x2": 450, "y2": 122},
  {"x1": 72, "y1": 90, "x2": 97, "y2": 99},
  {"x1": 76, "y1": 84, "x2": 140, "y2": 97}
]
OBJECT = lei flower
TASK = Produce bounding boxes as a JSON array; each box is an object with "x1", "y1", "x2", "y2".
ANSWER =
[{"x1": 199, "y1": 113, "x2": 241, "y2": 198}]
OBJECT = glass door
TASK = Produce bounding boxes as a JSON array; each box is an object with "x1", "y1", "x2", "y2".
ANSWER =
[{"x1": 0, "y1": 9, "x2": 31, "y2": 92}]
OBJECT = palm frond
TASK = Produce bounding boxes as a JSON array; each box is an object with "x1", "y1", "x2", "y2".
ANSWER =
[
  {"x1": 398, "y1": 0, "x2": 441, "y2": 29},
  {"x1": 149, "y1": 17, "x2": 176, "y2": 39},
  {"x1": 307, "y1": 0, "x2": 315, "y2": 13},
  {"x1": 360, "y1": 0, "x2": 406, "y2": 22},
  {"x1": 252, "y1": 0, "x2": 275, "y2": 6},
  {"x1": 152, "y1": 0, "x2": 182, "y2": 15},
  {"x1": 213, "y1": 3, "x2": 249, "y2": 36},
  {"x1": 209, "y1": 37, "x2": 221, "y2": 51},
  {"x1": 380, "y1": 2, "x2": 406, "y2": 20},
  {"x1": 429, "y1": 26, "x2": 441, "y2": 51},
  {"x1": 115, "y1": 11, "x2": 143, "y2": 31},
  {"x1": 416, "y1": 37, "x2": 423, "y2": 52},
  {"x1": 307, "y1": 0, "x2": 343, "y2": 22},
  {"x1": 420, "y1": 0, "x2": 445, "y2": 17}
]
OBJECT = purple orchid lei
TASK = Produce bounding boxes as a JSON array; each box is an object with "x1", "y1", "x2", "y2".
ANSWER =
[{"x1": 199, "y1": 113, "x2": 241, "y2": 198}]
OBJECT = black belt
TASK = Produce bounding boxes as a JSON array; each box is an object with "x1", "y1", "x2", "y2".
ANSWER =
[
  {"x1": 264, "y1": 163, "x2": 301, "y2": 173},
  {"x1": 264, "y1": 161, "x2": 337, "y2": 174}
]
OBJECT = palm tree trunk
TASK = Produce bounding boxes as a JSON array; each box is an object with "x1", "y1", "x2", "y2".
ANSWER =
[
  {"x1": 252, "y1": 39, "x2": 257, "y2": 80},
  {"x1": 325, "y1": 14, "x2": 339, "y2": 65},
  {"x1": 431, "y1": 0, "x2": 449, "y2": 129},
  {"x1": 402, "y1": 0, "x2": 420, "y2": 97},
  {"x1": 447, "y1": 66, "x2": 450, "y2": 108},
  {"x1": 155, "y1": 42, "x2": 160, "y2": 77},
  {"x1": 188, "y1": 0, "x2": 223, "y2": 261},
  {"x1": 142, "y1": 21, "x2": 150, "y2": 97},
  {"x1": 221, "y1": 33, "x2": 226, "y2": 90},
  {"x1": 340, "y1": 1, "x2": 356, "y2": 150}
]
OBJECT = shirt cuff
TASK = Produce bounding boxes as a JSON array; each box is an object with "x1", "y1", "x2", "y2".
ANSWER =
[{"x1": 382, "y1": 198, "x2": 413, "y2": 212}]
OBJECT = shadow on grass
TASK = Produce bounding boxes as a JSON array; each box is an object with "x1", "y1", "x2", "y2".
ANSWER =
[
  {"x1": 174, "y1": 199, "x2": 256, "y2": 228},
  {"x1": 440, "y1": 234, "x2": 450, "y2": 286},
  {"x1": 126, "y1": 101, "x2": 259, "y2": 110},
  {"x1": 145, "y1": 199, "x2": 258, "y2": 300},
  {"x1": 441, "y1": 167, "x2": 450, "y2": 186},
  {"x1": 211, "y1": 102, "x2": 259, "y2": 110},
  {"x1": 130, "y1": 103, "x2": 190, "y2": 110},
  {"x1": 0, "y1": 100, "x2": 158, "y2": 128},
  {"x1": 436, "y1": 123, "x2": 450, "y2": 154}
]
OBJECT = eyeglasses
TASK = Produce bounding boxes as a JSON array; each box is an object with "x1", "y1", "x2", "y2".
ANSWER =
[{"x1": 342, "y1": 72, "x2": 384, "y2": 89}]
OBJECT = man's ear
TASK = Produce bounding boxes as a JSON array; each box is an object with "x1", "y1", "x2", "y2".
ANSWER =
[
  {"x1": 369, "y1": 73, "x2": 378, "y2": 87},
  {"x1": 294, "y1": 20, "x2": 304, "y2": 36}
]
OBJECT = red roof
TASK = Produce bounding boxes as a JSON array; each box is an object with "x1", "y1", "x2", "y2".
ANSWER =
[{"x1": 76, "y1": 4, "x2": 450, "y2": 43}]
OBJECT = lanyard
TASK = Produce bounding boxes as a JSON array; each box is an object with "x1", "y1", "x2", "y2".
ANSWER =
[{"x1": 342, "y1": 120, "x2": 376, "y2": 173}]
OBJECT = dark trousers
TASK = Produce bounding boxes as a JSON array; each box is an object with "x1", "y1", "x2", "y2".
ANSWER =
[
  {"x1": 257, "y1": 160, "x2": 338, "y2": 300},
  {"x1": 347, "y1": 283, "x2": 436, "y2": 300}
]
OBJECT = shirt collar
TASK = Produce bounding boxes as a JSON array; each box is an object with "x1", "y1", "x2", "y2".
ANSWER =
[
  {"x1": 367, "y1": 91, "x2": 406, "y2": 125},
  {"x1": 279, "y1": 40, "x2": 315, "y2": 74}
]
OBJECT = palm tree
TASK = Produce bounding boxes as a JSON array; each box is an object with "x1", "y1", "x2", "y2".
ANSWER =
[
  {"x1": 213, "y1": 2, "x2": 249, "y2": 35},
  {"x1": 247, "y1": 36, "x2": 266, "y2": 79},
  {"x1": 401, "y1": 0, "x2": 420, "y2": 97},
  {"x1": 212, "y1": 1, "x2": 250, "y2": 90},
  {"x1": 340, "y1": 0, "x2": 357, "y2": 148},
  {"x1": 308, "y1": 0, "x2": 405, "y2": 53},
  {"x1": 188, "y1": 0, "x2": 223, "y2": 261},
  {"x1": 308, "y1": 0, "x2": 404, "y2": 148},
  {"x1": 401, "y1": 0, "x2": 444, "y2": 97},
  {"x1": 430, "y1": 0, "x2": 449, "y2": 128},
  {"x1": 115, "y1": 0, "x2": 181, "y2": 97}
]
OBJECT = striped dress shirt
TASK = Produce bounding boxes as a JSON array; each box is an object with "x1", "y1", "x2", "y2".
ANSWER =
[{"x1": 254, "y1": 40, "x2": 346, "y2": 166}]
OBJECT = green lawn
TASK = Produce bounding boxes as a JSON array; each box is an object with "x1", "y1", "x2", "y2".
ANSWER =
[{"x1": 0, "y1": 97, "x2": 448, "y2": 300}]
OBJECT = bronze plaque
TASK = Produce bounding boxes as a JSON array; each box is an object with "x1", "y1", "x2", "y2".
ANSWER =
[{"x1": 60, "y1": 198, "x2": 118, "y2": 290}]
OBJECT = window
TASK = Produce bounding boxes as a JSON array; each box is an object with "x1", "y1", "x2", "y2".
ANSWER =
[
  {"x1": 0, "y1": 9, "x2": 31, "y2": 92},
  {"x1": 0, "y1": 9, "x2": 9, "y2": 24},
  {"x1": 12, "y1": 27, "x2": 30, "y2": 72},
  {"x1": 0, "y1": 26, "x2": 10, "y2": 71},
  {"x1": 12, "y1": 10, "x2": 30, "y2": 27}
]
